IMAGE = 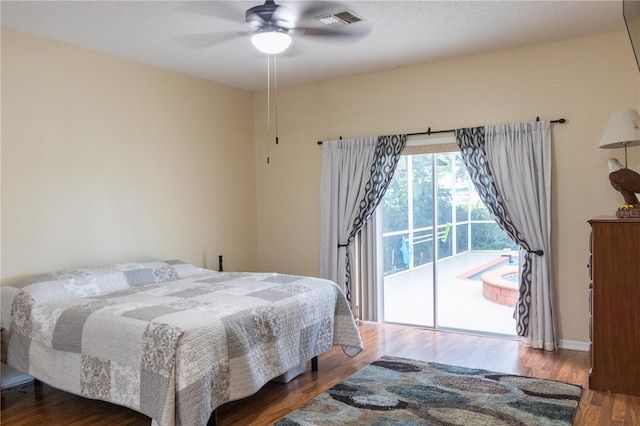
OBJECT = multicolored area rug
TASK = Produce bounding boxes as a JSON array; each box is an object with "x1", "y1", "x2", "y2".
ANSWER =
[{"x1": 275, "y1": 356, "x2": 582, "y2": 425}]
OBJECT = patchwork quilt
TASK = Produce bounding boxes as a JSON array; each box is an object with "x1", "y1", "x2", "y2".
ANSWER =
[{"x1": 3, "y1": 260, "x2": 363, "y2": 426}]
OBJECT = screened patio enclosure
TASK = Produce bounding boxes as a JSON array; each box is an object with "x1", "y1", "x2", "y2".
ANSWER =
[{"x1": 380, "y1": 150, "x2": 519, "y2": 336}]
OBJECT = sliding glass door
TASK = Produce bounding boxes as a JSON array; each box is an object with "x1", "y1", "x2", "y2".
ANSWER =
[
  {"x1": 380, "y1": 149, "x2": 517, "y2": 336},
  {"x1": 381, "y1": 154, "x2": 436, "y2": 326}
]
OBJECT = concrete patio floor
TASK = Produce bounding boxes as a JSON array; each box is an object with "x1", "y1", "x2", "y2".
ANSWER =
[{"x1": 383, "y1": 250, "x2": 518, "y2": 337}]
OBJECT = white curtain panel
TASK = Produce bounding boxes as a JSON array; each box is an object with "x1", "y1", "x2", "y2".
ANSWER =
[
  {"x1": 485, "y1": 121, "x2": 557, "y2": 350},
  {"x1": 356, "y1": 213, "x2": 384, "y2": 322},
  {"x1": 320, "y1": 137, "x2": 379, "y2": 300},
  {"x1": 320, "y1": 135, "x2": 406, "y2": 304}
]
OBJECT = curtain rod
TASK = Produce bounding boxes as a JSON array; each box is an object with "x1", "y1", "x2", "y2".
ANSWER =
[{"x1": 316, "y1": 117, "x2": 566, "y2": 145}]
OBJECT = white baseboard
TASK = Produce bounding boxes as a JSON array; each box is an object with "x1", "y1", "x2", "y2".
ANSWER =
[{"x1": 558, "y1": 339, "x2": 590, "y2": 352}]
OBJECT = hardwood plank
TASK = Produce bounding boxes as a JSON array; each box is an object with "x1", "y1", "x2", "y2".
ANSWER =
[
  {"x1": 627, "y1": 393, "x2": 640, "y2": 425},
  {"x1": 1, "y1": 321, "x2": 639, "y2": 425},
  {"x1": 612, "y1": 393, "x2": 629, "y2": 423}
]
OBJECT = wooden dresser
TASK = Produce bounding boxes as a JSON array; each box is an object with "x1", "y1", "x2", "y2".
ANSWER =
[{"x1": 588, "y1": 217, "x2": 640, "y2": 396}]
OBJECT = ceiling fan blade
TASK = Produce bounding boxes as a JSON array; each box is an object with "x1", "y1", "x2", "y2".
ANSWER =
[
  {"x1": 301, "y1": 25, "x2": 372, "y2": 42},
  {"x1": 246, "y1": 12, "x2": 266, "y2": 28},
  {"x1": 271, "y1": 3, "x2": 295, "y2": 26},
  {"x1": 173, "y1": 31, "x2": 242, "y2": 49},
  {"x1": 285, "y1": 1, "x2": 345, "y2": 23},
  {"x1": 273, "y1": 18, "x2": 296, "y2": 30},
  {"x1": 287, "y1": 28, "x2": 306, "y2": 36}
]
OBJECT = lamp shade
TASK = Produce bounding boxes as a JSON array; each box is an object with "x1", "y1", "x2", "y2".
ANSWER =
[
  {"x1": 251, "y1": 31, "x2": 292, "y2": 54},
  {"x1": 598, "y1": 109, "x2": 640, "y2": 149}
]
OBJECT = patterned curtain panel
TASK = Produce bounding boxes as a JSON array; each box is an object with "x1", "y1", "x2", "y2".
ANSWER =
[
  {"x1": 456, "y1": 122, "x2": 557, "y2": 350},
  {"x1": 320, "y1": 134, "x2": 406, "y2": 303}
]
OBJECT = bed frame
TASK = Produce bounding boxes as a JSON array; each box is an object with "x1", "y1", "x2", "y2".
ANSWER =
[{"x1": 206, "y1": 356, "x2": 318, "y2": 426}]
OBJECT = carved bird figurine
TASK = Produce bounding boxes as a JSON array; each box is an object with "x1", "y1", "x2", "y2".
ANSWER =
[{"x1": 608, "y1": 158, "x2": 640, "y2": 208}]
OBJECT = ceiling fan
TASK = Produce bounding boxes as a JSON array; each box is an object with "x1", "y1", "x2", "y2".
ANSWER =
[
  {"x1": 246, "y1": 0, "x2": 299, "y2": 54},
  {"x1": 176, "y1": 1, "x2": 370, "y2": 162},
  {"x1": 178, "y1": 0, "x2": 370, "y2": 55}
]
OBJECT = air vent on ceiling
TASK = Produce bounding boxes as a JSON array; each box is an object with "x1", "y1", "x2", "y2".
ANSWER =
[{"x1": 316, "y1": 10, "x2": 363, "y2": 25}]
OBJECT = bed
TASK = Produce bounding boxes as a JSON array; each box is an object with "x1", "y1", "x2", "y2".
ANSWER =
[{"x1": 0, "y1": 260, "x2": 363, "y2": 425}]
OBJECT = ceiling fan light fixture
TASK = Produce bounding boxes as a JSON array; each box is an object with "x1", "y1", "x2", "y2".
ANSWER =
[{"x1": 251, "y1": 30, "x2": 292, "y2": 54}]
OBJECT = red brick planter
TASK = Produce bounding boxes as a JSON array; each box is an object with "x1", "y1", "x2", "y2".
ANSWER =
[{"x1": 481, "y1": 265, "x2": 519, "y2": 307}]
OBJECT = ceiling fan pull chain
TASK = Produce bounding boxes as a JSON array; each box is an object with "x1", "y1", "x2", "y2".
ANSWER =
[
  {"x1": 266, "y1": 54, "x2": 271, "y2": 164},
  {"x1": 275, "y1": 53, "x2": 279, "y2": 145}
]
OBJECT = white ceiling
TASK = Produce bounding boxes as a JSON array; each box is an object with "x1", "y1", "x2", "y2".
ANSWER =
[{"x1": 1, "y1": 1, "x2": 627, "y2": 91}]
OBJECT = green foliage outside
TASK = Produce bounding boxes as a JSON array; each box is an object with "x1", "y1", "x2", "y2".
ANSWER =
[
  {"x1": 469, "y1": 203, "x2": 518, "y2": 251},
  {"x1": 382, "y1": 152, "x2": 517, "y2": 275}
]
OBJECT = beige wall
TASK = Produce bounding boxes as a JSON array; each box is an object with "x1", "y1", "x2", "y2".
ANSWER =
[
  {"x1": 254, "y1": 31, "x2": 640, "y2": 345},
  {"x1": 1, "y1": 28, "x2": 259, "y2": 281},
  {"x1": 2, "y1": 27, "x2": 639, "y2": 345}
]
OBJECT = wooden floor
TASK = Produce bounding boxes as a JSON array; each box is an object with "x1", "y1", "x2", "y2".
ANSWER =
[{"x1": 1, "y1": 321, "x2": 639, "y2": 425}]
